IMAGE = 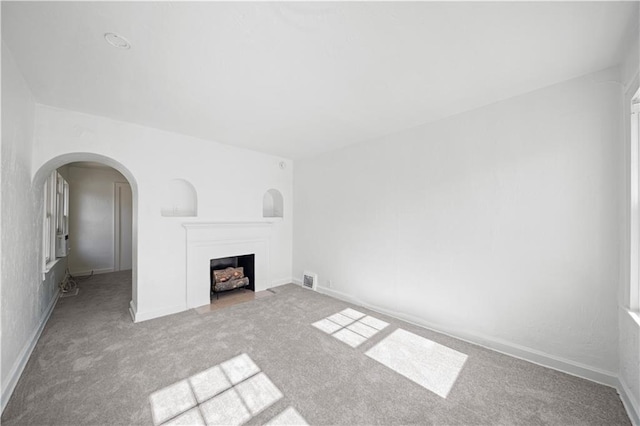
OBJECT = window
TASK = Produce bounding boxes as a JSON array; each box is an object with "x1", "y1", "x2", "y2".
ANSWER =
[
  {"x1": 43, "y1": 170, "x2": 69, "y2": 274},
  {"x1": 630, "y1": 88, "x2": 640, "y2": 311},
  {"x1": 43, "y1": 171, "x2": 55, "y2": 265}
]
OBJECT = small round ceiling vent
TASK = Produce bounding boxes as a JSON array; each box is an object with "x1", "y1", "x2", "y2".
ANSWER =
[{"x1": 104, "y1": 33, "x2": 131, "y2": 49}]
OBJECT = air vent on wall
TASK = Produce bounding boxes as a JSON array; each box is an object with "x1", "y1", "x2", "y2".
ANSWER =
[{"x1": 302, "y1": 271, "x2": 317, "y2": 290}]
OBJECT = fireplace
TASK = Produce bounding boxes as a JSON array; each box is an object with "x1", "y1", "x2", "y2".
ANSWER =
[
  {"x1": 183, "y1": 221, "x2": 272, "y2": 309},
  {"x1": 210, "y1": 254, "x2": 255, "y2": 298}
]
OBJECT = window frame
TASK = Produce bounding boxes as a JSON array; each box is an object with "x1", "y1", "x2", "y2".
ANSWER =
[
  {"x1": 42, "y1": 171, "x2": 69, "y2": 277},
  {"x1": 630, "y1": 87, "x2": 640, "y2": 312},
  {"x1": 43, "y1": 171, "x2": 55, "y2": 267}
]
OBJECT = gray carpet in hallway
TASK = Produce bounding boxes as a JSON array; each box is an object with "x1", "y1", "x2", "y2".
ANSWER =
[{"x1": 1, "y1": 271, "x2": 630, "y2": 425}]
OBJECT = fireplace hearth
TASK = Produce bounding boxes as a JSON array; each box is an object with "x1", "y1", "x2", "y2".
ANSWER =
[{"x1": 210, "y1": 254, "x2": 255, "y2": 299}]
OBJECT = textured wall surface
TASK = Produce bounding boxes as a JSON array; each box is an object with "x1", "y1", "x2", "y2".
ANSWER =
[
  {"x1": 294, "y1": 68, "x2": 622, "y2": 378},
  {"x1": 1, "y1": 43, "x2": 64, "y2": 407}
]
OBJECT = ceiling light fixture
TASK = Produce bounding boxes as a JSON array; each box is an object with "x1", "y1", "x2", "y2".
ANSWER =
[{"x1": 104, "y1": 33, "x2": 131, "y2": 49}]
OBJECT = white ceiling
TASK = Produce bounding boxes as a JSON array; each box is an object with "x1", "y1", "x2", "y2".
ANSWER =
[{"x1": 2, "y1": 2, "x2": 637, "y2": 159}]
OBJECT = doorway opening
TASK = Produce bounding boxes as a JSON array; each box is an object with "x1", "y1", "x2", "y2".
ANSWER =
[
  {"x1": 33, "y1": 153, "x2": 138, "y2": 320},
  {"x1": 64, "y1": 162, "x2": 133, "y2": 276}
]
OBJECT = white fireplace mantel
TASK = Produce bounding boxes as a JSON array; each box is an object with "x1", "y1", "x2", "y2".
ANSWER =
[
  {"x1": 183, "y1": 221, "x2": 274, "y2": 309},
  {"x1": 182, "y1": 219, "x2": 280, "y2": 227}
]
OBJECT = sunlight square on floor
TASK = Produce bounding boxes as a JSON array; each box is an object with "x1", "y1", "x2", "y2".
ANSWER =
[
  {"x1": 359, "y1": 315, "x2": 389, "y2": 330},
  {"x1": 326, "y1": 313, "x2": 355, "y2": 327},
  {"x1": 234, "y1": 372, "x2": 283, "y2": 415},
  {"x1": 265, "y1": 407, "x2": 310, "y2": 426},
  {"x1": 339, "y1": 308, "x2": 366, "y2": 320},
  {"x1": 189, "y1": 365, "x2": 232, "y2": 403},
  {"x1": 149, "y1": 353, "x2": 307, "y2": 426},
  {"x1": 365, "y1": 329, "x2": 468, "y2": 398},
  {"x1": 163, "y1": 407, "x2": 205, "y2": 426},
  {"x1": 149, "y1": 380, "x2": 197, "y2": 425},
  {"x1": 347, "y1": 321, "x2": 378, "y2": 338},
  {"x1": 220, "y1": 353, "x2": 261, "y2": 385},
  {"x1": 312, "y1": 309, "x2": 389, "y2": 348},
  {"x1": 312, "y1": 318, "x2": 343, "y2": 334},
  {"x1": 199, "y1": 388, "x2": 251, "y2": 426},
  {"x1": 333, "y1": 328, "x2": 368, "y2": 347}
]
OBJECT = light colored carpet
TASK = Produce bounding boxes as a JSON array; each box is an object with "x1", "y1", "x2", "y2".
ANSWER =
[{"x1": 1, "y1": 271, "x2": 631, "y2": 425}]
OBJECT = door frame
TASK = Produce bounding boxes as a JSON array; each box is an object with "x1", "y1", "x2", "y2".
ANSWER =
[{"x1": 114, "y1": 181, "x2": 131, "y2": 271}]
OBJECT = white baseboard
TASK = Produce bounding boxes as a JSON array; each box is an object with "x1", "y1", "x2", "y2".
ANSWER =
[
  {"x1": 314, "y1": 285, "x2": 618, "y2": 388},
  {"x1": 270, "y1": 277, "x2": 292, "y2": 287},
  {"x1": 133, "y1": 304, "x2": 186, "y2": 323},
  {"x1": 69, "y1": 267, "x2": 114, "y2": 277},
  {"x1": 618, "y1": 377, "x2": 640, "y2": 426},
  {"x1": 128, "y1": 299, "x2": 137, "y2": 322},
  {"x1": 1, "y1": 289, "x2": 59, "y2": 413}
]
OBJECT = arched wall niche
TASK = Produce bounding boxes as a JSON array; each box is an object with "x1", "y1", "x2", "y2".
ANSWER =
[
  {"x1": 263, "y1": 188, "x2": 284, "y2": 218},
  {"x1": 160, "y1": 179, "x2": 198, "y2": 217},
  {"x1": 33, "y1": 152, "x2": 139, "y2": 319}
]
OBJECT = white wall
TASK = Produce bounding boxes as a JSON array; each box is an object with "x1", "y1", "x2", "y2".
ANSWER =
[
  {"x1": 66, "y1": 164, "x2": 130, "y2": 276},
  {"x1": 294, "y1": 68, "x2": 622, "y2": 382},
  {"x1": 31, "y1": 105, "x2": 293, "y2": 321},
  {"x1": 618, "y1": 14, "x2": 640, "y2": 423},
  {"x1": 1, "y1": 43, "x2": 65, "y2": 410}
]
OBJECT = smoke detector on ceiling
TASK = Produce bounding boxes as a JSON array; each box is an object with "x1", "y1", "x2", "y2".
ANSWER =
[{"x1": 104, "y1": 33, "x2": 131, "y2": 49}]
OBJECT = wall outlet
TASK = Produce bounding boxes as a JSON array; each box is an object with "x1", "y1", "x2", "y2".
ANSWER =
[{"x1": 327, "y1": 279, "x2": 332, "y2": 288}]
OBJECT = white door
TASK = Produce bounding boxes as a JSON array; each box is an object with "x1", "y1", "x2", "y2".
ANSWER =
[{"x1": 114, "y1": 182, "x2": 132, "y2": 271}]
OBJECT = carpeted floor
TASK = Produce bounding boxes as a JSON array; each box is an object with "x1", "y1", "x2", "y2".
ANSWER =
[{"x1": 1, "y1": 271, "x2": 631, "y2": 425}]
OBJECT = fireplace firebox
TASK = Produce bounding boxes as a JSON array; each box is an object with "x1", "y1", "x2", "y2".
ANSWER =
[{"x1": 210, "y1": 254, "x2": 255, "y2": 299}]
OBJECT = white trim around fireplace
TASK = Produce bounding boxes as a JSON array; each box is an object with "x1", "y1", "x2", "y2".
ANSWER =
[{"x1": 183, "y1": 221, "x2": 273, "y2": 309}]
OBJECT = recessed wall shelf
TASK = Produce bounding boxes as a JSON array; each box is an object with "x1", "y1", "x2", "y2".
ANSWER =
[
  {"x1": 262, "y1": 189, "x2": 283, "y2": 218},
  {"x1": 161, "y1": 178, "x2": 198, "y2": 217}
]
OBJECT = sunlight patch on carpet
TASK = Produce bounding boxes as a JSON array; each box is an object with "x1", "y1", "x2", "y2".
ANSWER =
[
  {"x1": 149, "y1": 380, "x2": 197, "y2": 425},
  {"x1": 189, "y1": 365, "x2": 231, "y2": 403},
  {"x1": 149, "y1": 353, "x2": 303, "y2": 426},
  {"x1": 359, "y1": 315, "x2": 389, "y2": 330},
  {"x1": 265, "y1": 407, "x2": 309, "y2": 425},
  {"x1": 339, "y1": 308, "x2": 366, "y2": 320},
  {"x1": 312, "y1": 318, "x2": 342, "y2": 334},
  {"x1": 326, "y1": 313, "x2": 355, "y2": 327},
  {"x1": 312, "y1": 309, "x2": 389, "y2": 348},
  {"x1": 199, "y1": 388, "x2": 251, "y2": 426},
  {"x1": 163, "y1": 407, "x2": 205, "y2": 426},
  {"x1": 365, "y1": 329, "x2": 468, "y2": 398},
  {"x1": 347, "y1": 321, "x2": 378, "y2": 338},
  {"x1": 220, "y1": 353, "x2": 260, "y2": 385},
  {"x1": 235, "y1": 372, "x2": 283, "y2": 415}
]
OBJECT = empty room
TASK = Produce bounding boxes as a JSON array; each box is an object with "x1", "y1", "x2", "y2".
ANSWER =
[{"x1": 1, "y1": 1, "x2": 639, "y2": 425}]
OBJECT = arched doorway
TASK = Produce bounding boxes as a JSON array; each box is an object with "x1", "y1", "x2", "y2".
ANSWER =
[{"x1": 33, "y1": 153, "x2": 139, "y2": 320}]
